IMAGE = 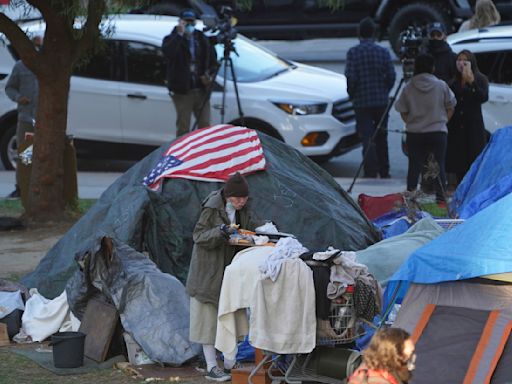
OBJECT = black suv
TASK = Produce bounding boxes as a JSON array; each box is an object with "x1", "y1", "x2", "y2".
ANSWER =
[{"x1": 134, "y1": 0, "x2": 512, "y2": 53}]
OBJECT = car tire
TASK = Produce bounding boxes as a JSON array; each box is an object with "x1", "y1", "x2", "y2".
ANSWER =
[
  {"x1": 310, "y1": 155, "x2": 332, "y2": 164},
  {"x1": 0, "y1": 123, "x2": 17, "y2": 170},
  {"x1": 388, "y1": 2, "x2": 450, "y2": 55},
  {"x1": 146, "y1": 1, "x2": 185, "y2": 16}
]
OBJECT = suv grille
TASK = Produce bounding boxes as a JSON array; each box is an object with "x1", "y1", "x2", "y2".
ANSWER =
[{"x1": 332, "y1": 98, "x2": 355, "y2": 124}]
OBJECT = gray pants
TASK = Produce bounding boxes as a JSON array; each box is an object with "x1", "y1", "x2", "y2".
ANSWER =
[
  {"x1": 171, "y1": 89, "x2": 211, "y2": 137},
  {"x1": 16, "y1": 120, "x2": 34, "y2": 187}
]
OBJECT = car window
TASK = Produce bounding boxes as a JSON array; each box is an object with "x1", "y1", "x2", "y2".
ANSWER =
[
  {"x1": 214, "y1": 36, "x2": 292, "y2": 82},
  {"x1": 123, "y1": 41, "x2": 166, "y2": 86},
  {"x1": 474, "y1": 51, "x2": 504, "y2": 84},
  {"x1": 74, "y1": 41, "x2": 117, "y2": 80},
  {"x1": 499, "y1": 52, "x2": 512, "y2": 85}
]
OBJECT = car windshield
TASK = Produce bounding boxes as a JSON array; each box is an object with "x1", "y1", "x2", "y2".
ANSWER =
[{"x1": 214, "y1": 35, "x2": 293, "y2": 82}]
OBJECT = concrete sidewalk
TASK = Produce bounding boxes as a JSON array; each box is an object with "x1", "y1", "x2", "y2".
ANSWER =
[{"x1": 0, "y1": 170, "x2": 407, "y2": 201}]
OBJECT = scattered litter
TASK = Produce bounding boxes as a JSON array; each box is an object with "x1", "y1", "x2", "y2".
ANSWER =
[
  {"x1": 35, "y1": 345, "x2": 52, "y2": 353},
  {"x1": 114, "y1": 362, "x2": 144, "y2": 379}
]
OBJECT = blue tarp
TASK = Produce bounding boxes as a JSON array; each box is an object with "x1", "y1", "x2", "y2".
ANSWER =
[
  {"x1": 390, "y1": 191, "x2": 512, "y2": 284},
  {"x1": 452, "y1": 126, "x2": 512, "y2": 219}
]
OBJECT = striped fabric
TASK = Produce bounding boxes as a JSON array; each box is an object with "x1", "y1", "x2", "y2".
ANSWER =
[{"x1": 143, "y1": 124, "x2": 266, "y2": 191}]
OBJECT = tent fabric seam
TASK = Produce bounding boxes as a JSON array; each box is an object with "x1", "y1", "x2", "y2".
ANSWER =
[
  {"x1": 411, "y1": 303, "x2": 436, "y2": 344},
  {"x1": 483, "y1": 320, "x2": 512, "y2": 384},
  {"x1": 463, "y1": 310, "x2": 500, "y2": 384}
]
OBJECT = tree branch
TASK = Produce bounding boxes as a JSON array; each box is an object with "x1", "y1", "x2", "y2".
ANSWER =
[
  {"x1": 72, "y1": 0, "x2": 106, "y2": 62},
  {"x1": 0, "y1": 13, "x2": 40, "y2": 73},
  {"x1": 26, "y1": 0, "x2": 60, "y2": 25}
]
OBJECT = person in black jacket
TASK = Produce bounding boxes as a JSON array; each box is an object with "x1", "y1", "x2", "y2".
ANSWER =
[
  {"x1": 446, "y1": 49, "x2": 489, "y2": 185},
  {"x1": 162, "y1": 10, "x2": 218, "y2": 137},
  {"x1": 423, "y1": 22, "x2": 457, "y2": 84}
]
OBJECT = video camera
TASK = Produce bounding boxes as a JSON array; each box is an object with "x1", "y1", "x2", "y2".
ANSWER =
[
  {"x1": 203, "y1": 5, "x2": 238, "y2": 46},
  {"x1": 398, "y1": 26, "x2": 424, "y2": 79}
]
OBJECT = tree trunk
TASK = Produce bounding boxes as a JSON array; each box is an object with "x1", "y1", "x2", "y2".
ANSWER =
[{"x1": 25, "y1": 54, "x2": 73, "y2": 222}]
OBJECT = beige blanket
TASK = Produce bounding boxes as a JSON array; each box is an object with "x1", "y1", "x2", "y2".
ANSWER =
[
  {"x1": 215, "y1": 246, "x2": 274, "y2": 360},
  {"x1": 215, "y1": 248, "x2": 316, "y2": 359}
]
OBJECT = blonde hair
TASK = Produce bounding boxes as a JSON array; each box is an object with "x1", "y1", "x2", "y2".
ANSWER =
[
  {"x1": 469, "y1": 0, "x2": 501, "y2": 29},
  {"x1": 363, "y1": 328, "x2": 410, "y2": 371}
]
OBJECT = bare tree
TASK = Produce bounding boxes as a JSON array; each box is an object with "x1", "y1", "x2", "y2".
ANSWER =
[{"x1": 0, "y1": 0, "x2": 141, "y2": 222}]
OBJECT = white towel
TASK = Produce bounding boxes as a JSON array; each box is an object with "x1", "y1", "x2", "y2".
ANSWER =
[{"x1": 259, "y1": 237, "x2": 308, "y2": 282}]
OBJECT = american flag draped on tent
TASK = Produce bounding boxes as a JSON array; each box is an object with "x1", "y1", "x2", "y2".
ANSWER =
[{"x1": 142, "y1": 124, "x2": 267, "y2": 191}]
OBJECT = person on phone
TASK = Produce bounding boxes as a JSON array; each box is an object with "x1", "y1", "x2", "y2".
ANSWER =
[
  {"x1": 162, "y1": 9, "x2": 217, "y2": 137},
  {"x1": 446, "y1": 50, "x2": 489, "y2": 186},
  {"x1": 186, "y1": 173, "x2": 261, "y2": 381}
]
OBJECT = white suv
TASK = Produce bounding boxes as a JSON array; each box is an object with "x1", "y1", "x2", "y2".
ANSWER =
[
  {"x1": 0, "y1": 14, "x2": 358, "y2": 169},
  {"x1": 448, "y1": 25, "x2": 512, "y2": 134}
]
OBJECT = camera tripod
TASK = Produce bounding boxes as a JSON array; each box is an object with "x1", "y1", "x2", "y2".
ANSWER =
[
  {"x1": 347, "y1": 76, "x2": 406, "y2": 194},
  {"x1": 192, "y1": 38, "x2": 245, "y2": 131}
]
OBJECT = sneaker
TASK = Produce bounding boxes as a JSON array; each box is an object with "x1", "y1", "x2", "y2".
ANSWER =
[
  {"x1": 224, "y1": 361, "x2": 244, "y2": 374},
  {"x1": 205, "y1": 366, "x2": 231, "y2": 382},
  {"x1": 6, "y1": 188, "x2": 20, "y2": 199}
]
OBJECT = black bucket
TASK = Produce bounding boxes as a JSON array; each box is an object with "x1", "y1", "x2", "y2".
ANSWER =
[
  {"x1": 0, "y1": 309, "x2": 23, "y2": 339},
  {"x1": 50, "y1": 331, "x2": 86, "y2": 368}
]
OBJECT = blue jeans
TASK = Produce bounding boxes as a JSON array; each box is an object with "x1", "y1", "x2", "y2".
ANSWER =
[{"x1": 354, "y1": 107, "x2": 390, "y2": 177}]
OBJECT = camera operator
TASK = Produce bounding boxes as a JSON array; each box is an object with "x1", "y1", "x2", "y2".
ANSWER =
[
  {"x1": 345, "y1": 17, "x2": 396, "y2": 179},
  {"x1": 422, "y1": 22, "x2": 457, "y2": 84},
  {"x1": 162, "y1": 9, "x2": 217, "y2": 137}
]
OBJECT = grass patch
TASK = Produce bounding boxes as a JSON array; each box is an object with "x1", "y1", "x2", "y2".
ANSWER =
[
  {"x1": 0, "y1": 199, "x2": 22, "y2": 217},
  {"x1": 0, "y1": 349, "x2": 137, "y2": 384},
  {"x1": 0, "y1": 199, "x2": 97, "y2": 217},
  {"x1": 420, "y1": 202, "x2": 448, "y2": 218}
]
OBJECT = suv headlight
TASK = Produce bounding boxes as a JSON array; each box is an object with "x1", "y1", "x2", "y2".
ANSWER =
[{"x1": 272, "y1": 101, "x2": 328, "y2": 115}]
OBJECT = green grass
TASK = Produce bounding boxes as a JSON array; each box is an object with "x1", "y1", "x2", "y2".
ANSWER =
[
  {"x1": 0, "y1": 199, "x2": 97, "y2": 217},
  {"x1": 420, "y1": 202, "x2": 449, "y2": 218},
  {"x1": 0, "y1": 349, "x2": 137, "y2": 384}
]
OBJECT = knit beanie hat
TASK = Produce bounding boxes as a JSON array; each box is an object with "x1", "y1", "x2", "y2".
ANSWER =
[
  {"x1": 359, "y1": 17, "x2": 376, "y2": 39},
  {"x1": 224, "y1": 172, "x2": 249, "y2": 197}
]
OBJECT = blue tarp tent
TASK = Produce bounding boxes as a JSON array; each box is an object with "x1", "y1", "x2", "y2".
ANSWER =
[
  {"x1": 391, "y1": 191, "x2": 512, "y2": 284},
  {"x1": 387, "y1": 192, "x2": 512, "y2": 384},
  {"x1": 452, "y1": 126, "x2": 512, "y2": 219}
]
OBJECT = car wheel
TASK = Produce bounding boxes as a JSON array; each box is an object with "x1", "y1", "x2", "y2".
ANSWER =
[
  {"x1": 388, "y1": 2, "x2": 450, "y2": 55},
  {"x1": 233, "y1": 119, "x2": 284, "y2": 142},
  {"x1": 310, "y1": 155, "x2": 332, "y2": 164},
  {"x1": 146, "y1": 1, "x2": 185, "y2": 15},
  {"x1": 0, "y1": 123, "x2": 17, "y2": 170}
]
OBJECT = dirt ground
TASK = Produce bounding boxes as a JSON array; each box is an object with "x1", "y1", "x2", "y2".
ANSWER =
[
  {"x1": 0, "y1": 220, "x2": 216, "y2": 384},
  {"x1": 0, "y1": 221, "x2": 72, "y2": 281}
]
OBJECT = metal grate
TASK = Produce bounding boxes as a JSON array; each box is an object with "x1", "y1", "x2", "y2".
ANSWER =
[
  {"x1": 332, "y1": 98, "x2": 355, "y2": 124},
  {"x1": 317, "y1": 293, "x2": 362, "y2": 345}
]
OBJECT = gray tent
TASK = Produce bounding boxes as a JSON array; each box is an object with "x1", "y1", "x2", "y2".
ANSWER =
[
  {"x1": 394, "y1": 281, "x2": 512, "y2": 384},
  {"x1": 20, "y1": 130, "x2": 380, "y2": 364},
  {"x1": 22, "y1": 132, "x2": 380, "y2": 297}
]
